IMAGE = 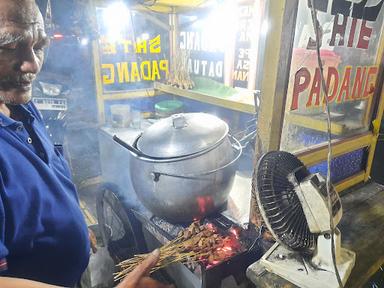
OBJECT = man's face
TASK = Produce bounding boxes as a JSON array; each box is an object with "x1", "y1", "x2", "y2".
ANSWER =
[{"x1": 0, "y1": 0, "x2": 48, "y2": 105}]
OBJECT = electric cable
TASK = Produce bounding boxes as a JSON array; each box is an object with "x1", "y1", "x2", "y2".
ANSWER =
[
  {"x1": 309, "y1": 1, "x2": 344, "y2": 287},
  {"x1": 247, "y1": 225, "x2": 264, "y2": 252},
  {"x1": 43, "y1": 0, "x2": 52, "y2": 61}
]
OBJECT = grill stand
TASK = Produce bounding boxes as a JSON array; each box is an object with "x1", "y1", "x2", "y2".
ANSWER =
[
  {"x1": 133, "y1": 211, "x2": 261, "y2": 288},
  {"x1": 247, "y1": 231, "x2": 355, "y2": 288}
]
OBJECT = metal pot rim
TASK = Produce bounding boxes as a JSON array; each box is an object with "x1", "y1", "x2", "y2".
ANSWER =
[
  {"x1": 113, "y1": 133, "x2": 243, "y2": 176},
  {"x1": 132, "y1": 132, "x2": 227, "y2": 162}
]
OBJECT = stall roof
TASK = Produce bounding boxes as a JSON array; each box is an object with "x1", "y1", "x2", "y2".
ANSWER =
[{"x1": 93, "y1": 0, "x2": 212, "y2": 13}]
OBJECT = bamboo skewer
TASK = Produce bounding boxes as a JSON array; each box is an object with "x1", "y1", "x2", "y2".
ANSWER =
[
  {"x1": 167, "y1": 49, "x2": 195, "y2": 89},
  {"x1": 114, "y1": 222, "x2": 240, "y2": 281}
]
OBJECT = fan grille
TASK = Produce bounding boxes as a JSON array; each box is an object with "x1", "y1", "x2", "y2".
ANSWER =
[{"x1": 257, "y1": 151, "x2": 316, "y2": 252}]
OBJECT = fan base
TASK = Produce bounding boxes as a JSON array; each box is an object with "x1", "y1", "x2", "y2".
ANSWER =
[{"x1": 248, "y1": 241, "x2": 355, "y2": 288}]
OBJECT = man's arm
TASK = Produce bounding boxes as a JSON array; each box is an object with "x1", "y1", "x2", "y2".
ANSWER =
[
  {"x1": 116, "y1": 249, "x2": 174, "y2": 288},
  {"x1": 0, "y1": 277, "x2": 60, "y2": 288},
  {"x1": 0, "y1": 249, "x2": 173, "y2": 288}
]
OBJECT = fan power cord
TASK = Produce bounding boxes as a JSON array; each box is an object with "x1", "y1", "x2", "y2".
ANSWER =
[
  {"x1": 309, "y1": 2, "x2": 344, "y2": 287},
  {"x1": 248, "y1": 225, "x2": 265, "y2": 252}
]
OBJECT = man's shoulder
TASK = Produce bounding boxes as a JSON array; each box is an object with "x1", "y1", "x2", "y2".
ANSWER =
[{"x1": 24, "y1": 101, "x2": 43, "y2": 121}]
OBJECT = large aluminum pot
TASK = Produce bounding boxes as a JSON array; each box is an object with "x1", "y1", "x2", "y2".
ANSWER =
[{"x1": 114, "y1": 113, "x2": 242, "y2": 223}]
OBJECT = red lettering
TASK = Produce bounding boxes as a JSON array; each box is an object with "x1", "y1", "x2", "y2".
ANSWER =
[
  {"x1": 337, "y1": 66, "x2": 352, "y2": 103},
  {"x1": 357, "y1": 20, "x2": 372, "y2": 49},
  {"x1": 291, "y1": 68, "x2": 311, "y2": 111},
  {"x1": 363, "y1": 66, "x2": 378, "y2": 99},
  {"x1": 307, "y1": 68, "x2": 321, "y2": 108},
  {"x1": 326, "y1": 67, "x2": 339, "y2": 103},
  {"x1": 347, "y1": 18, "x2": 358, "y2": 47},
  {"x1": 330, "y1": 14, "x2": 348, "y2": 46},
  {"x1": 351, "y1": 67, "x2": 366, "y2": 99}
]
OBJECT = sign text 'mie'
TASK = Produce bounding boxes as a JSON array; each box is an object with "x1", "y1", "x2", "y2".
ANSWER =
[{"x1": 291, "y1": 0, "x2": 383, "y2": 111}]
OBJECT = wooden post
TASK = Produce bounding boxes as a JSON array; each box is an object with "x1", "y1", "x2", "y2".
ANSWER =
[
  {"x1": 169, "y1": 11, "x2": 178, "y2": 73},
  {"x1": 249, "y1": 0, "x2": 299, "y2": 225}
]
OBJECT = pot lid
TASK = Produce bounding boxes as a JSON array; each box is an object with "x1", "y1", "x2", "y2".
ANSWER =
[{"x1": 136, "y1": 113, "x2": 229, "y2": 158}]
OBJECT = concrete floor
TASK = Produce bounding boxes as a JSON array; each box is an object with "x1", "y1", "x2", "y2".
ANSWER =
[{"x1": 340, "y1": 181, "x2": 384, "y2": 287}]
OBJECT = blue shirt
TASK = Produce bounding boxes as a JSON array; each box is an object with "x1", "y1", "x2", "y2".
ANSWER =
[{"x1": 0, "y1": 102, "x2": 90, "y2": 287}]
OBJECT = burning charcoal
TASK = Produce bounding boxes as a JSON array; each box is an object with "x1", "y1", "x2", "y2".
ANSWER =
[
  {"x1": 212, "y1": 253, "x2": 222, "y2": 262},
  {"x1": 114, "y1": 220, "x2": 244, "y2": 282}
]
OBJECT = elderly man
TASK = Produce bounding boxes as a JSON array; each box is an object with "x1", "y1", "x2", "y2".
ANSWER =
[{"x1": 0, "y1": 0, "x2": 169, "y2": 287}]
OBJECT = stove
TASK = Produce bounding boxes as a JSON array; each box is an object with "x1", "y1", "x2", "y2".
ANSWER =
[
  {"x1": 133, "y1": 211, "x2": 262, "y2": 288},
  {"x1": 97, "y1": 126, "x2": 260, "y2": 287}
]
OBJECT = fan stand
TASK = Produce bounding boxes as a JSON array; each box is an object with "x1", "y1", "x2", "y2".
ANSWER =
[{"x1": 257, "y1": 229, "x2": 355, "y2": 288}]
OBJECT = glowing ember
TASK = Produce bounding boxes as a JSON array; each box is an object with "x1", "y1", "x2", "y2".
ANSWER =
[
  {"x1": 229, "y1": 227, "x2": 240, "y2": 239},
  {"x1": 206, "y1": 223, "x2": 215, "y2": 231},
  {"x1": 114, "y1": 221, "x2": 245, "y2": 280},
  {"x1": 206, "y1": 260, "x2": 221, "y2": 269},
  {"x1": 203, "y1": 226, "x2": 243, "y2": 269},
  {"x1": 196, "y1": 196, "x2": 214, "y2": 215}
]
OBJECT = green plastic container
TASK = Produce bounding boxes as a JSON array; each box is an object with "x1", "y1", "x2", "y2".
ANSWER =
[{"x1": 155, "y1": 100, "x2": 184, "y2": 118}]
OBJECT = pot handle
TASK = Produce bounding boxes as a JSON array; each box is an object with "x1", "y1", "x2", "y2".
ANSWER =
[
  {"x1": 113, "y1": 134, "x2": 148, "y2": 158},
  {"x1": 151, "y1": 135, "x2": 243, "y2": 179},
  {"x1": 113, "y1": 134, "x2": 199, "y2": 163}
]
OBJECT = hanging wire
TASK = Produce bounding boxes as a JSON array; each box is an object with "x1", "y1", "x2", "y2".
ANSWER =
[
  {"x1": 43, "y1": 0, "x2": 53, "y2": 60},
  {"x1": 309, "y1": 1, "x2": 343, "y2": 287}
]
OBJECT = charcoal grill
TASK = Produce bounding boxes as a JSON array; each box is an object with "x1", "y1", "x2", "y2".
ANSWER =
[{"x1": 133, "y1": 212, "x2": 262, "y2": 288}]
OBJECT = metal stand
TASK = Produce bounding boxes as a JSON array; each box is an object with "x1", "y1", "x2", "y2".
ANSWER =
[{"x1": 248, "y1": 232, "x2": 355, "y2": 288}]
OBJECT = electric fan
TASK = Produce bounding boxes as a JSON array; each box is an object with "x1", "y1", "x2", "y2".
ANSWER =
[{"x1": 250, "y1": 151, "x2": 355, "y2": 288}]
